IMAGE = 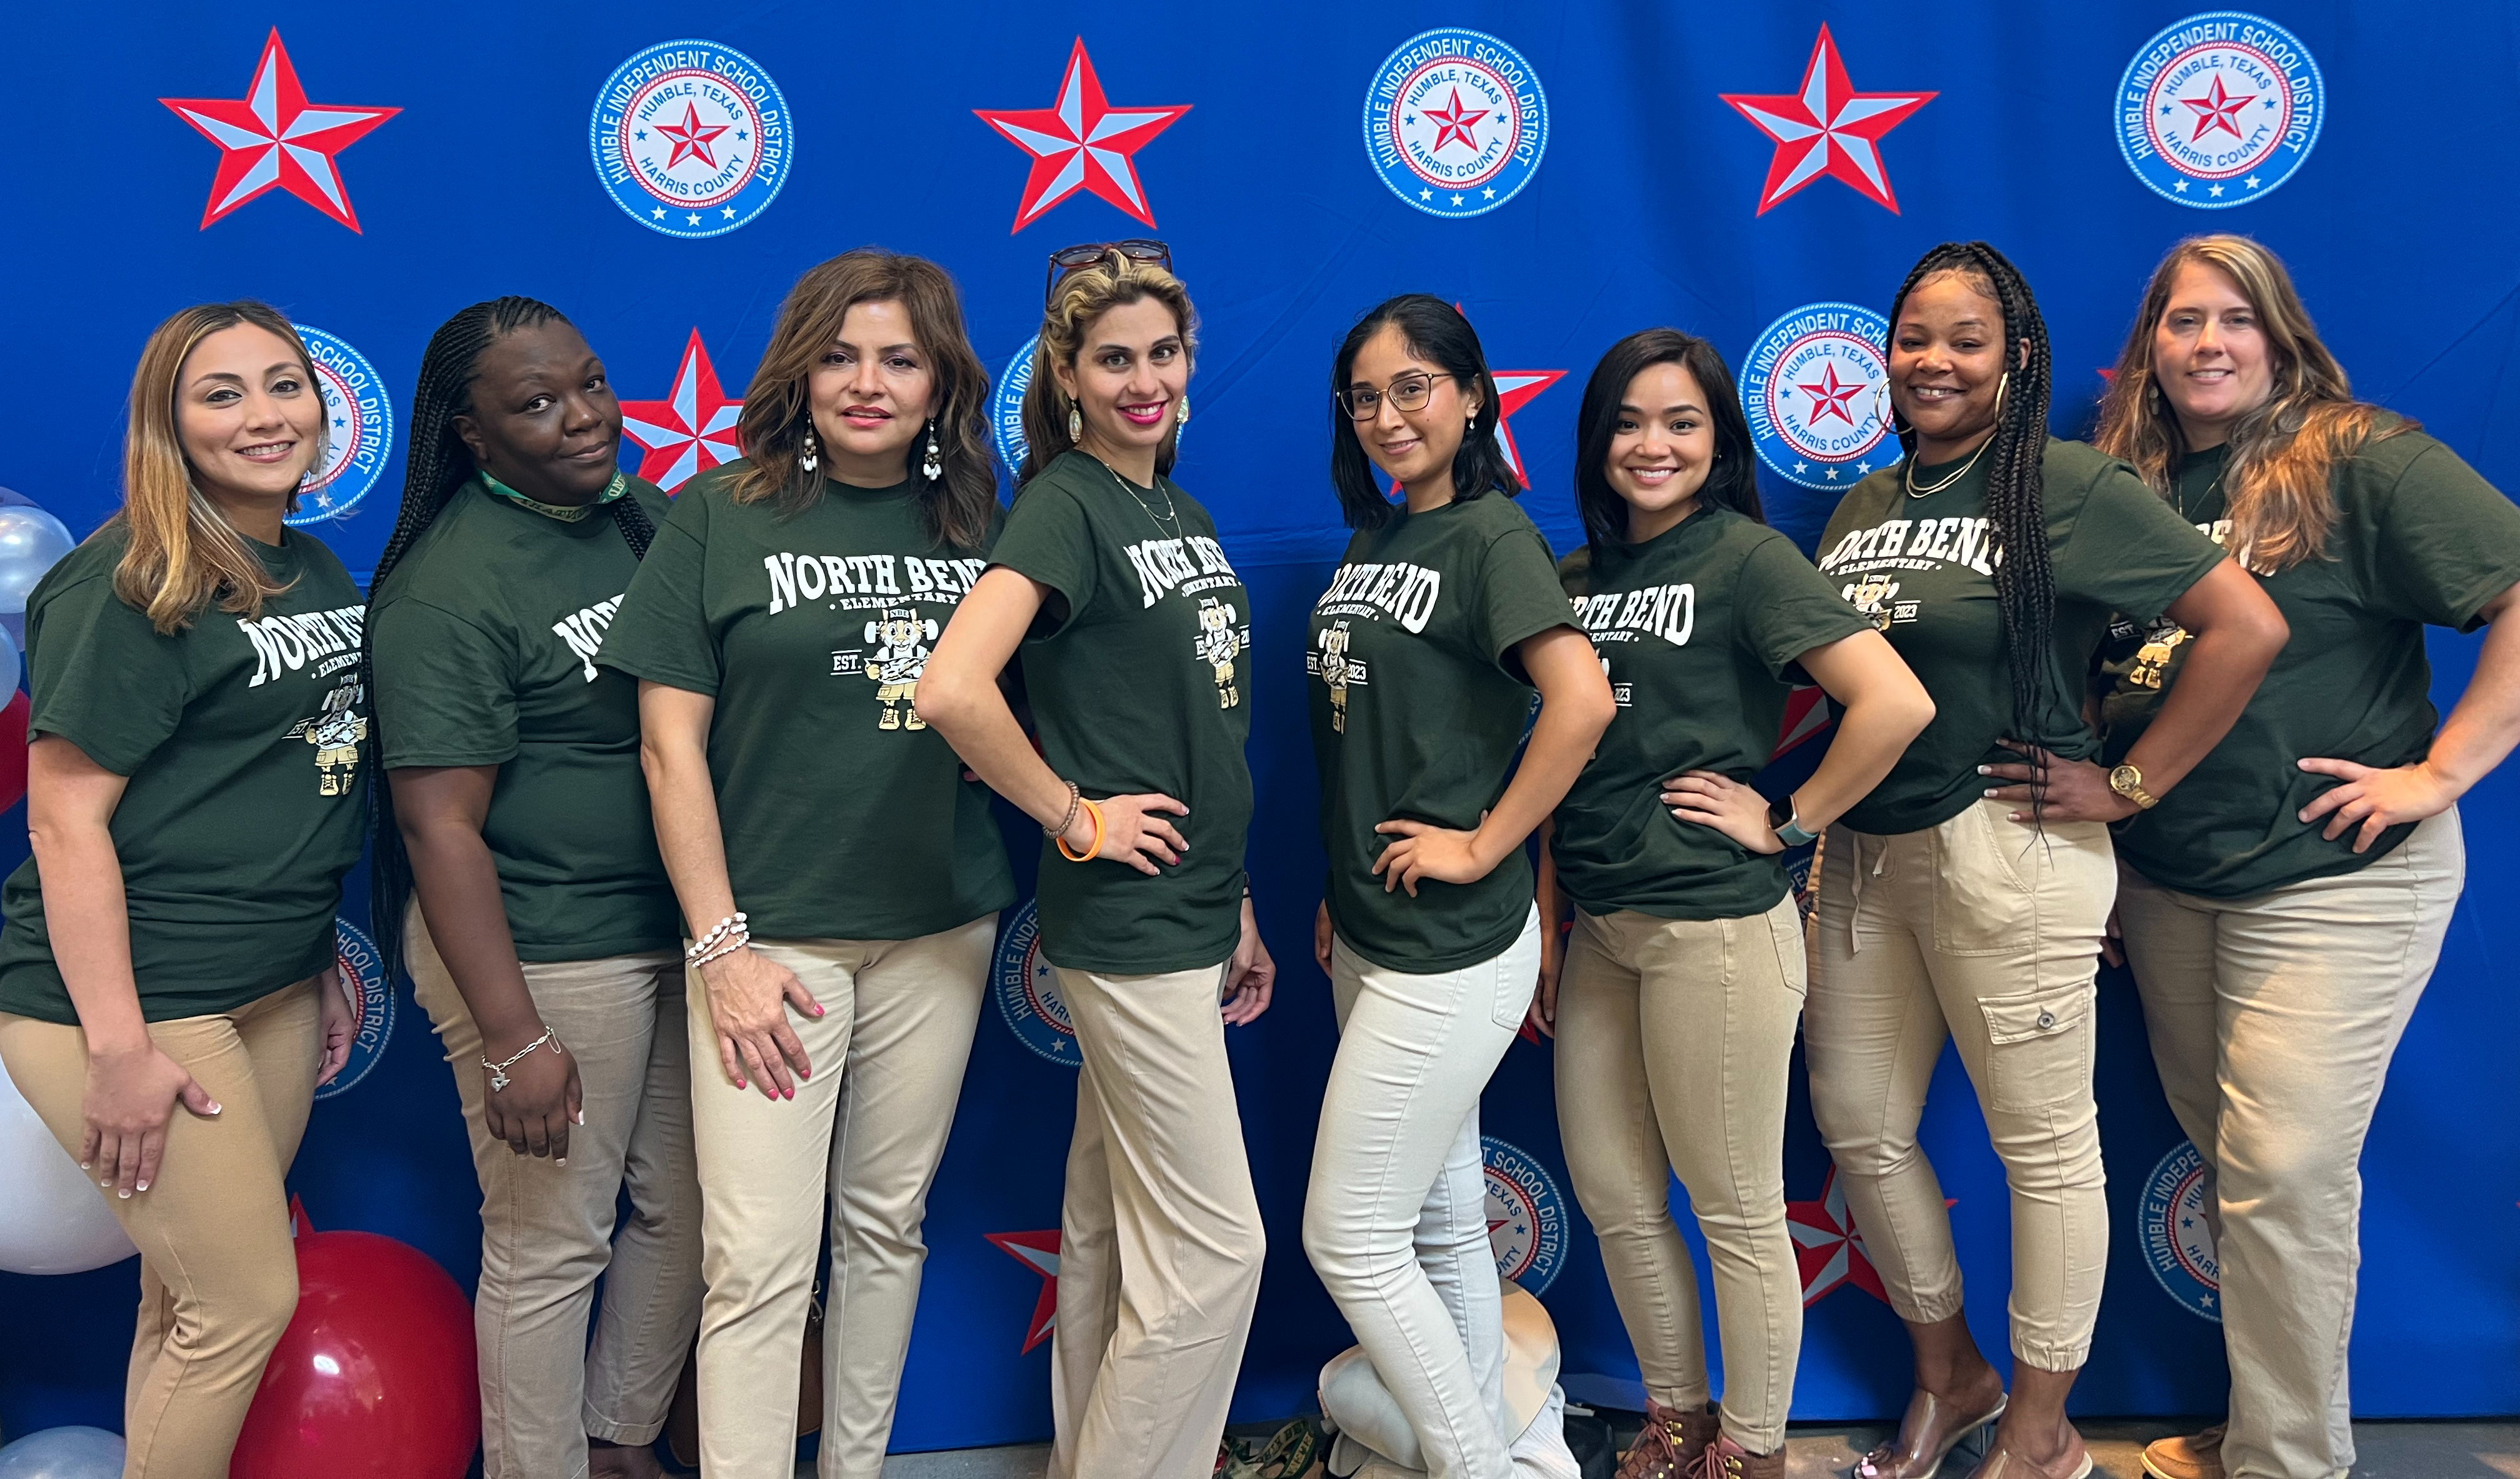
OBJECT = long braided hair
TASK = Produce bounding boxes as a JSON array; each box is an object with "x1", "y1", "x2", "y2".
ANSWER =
[
  {"x1": 364, "y1": 296, "x2": 655, "y2": 977},
  {"x1": 1887, "y1": 241, "x2": 2057, "y2": 788}
]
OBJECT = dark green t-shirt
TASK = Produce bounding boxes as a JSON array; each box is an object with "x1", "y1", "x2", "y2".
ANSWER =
[
  {"x1": 1552, "y1": 508, "x2": 1871, "y2": 921},
  {"x1": 1815, "y1": 437, "x2": 2228, "y2": 836},
  {"x1": 2100, "y1": 424, "x2": 2520, "y2": 896},
  {"x1": 0, "y1": 527, "x2": 368, "y2": 1023},
  {"x1": 368, "y1": 478, "x2": 681, "y2": 961},
  {"x1": 1308, "y1": 492, "x2": 1575, "y2": 973},
  {"x1": 598, "y1": 463, "x2": 1016, "y2": 941},
  {"x1": 989, "y1": 452, "x2": 1254, "y2": 975}
]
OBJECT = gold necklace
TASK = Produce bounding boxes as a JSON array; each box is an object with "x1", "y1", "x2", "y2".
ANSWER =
[
  {"x1": 1091, "y1": 454, "x2": 1181, "y2": 537},
  {"x1": 1903, "y1": 434, "x2": 1994, "y2": 499}
]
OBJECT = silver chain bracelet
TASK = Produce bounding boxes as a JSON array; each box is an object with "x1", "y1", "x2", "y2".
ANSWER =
[{"x1": 481, "y1": 1026, "x2": 559, "y2": 1093}]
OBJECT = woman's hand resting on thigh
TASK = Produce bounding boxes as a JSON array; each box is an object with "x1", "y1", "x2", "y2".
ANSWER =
[{"x1": 700, "y1": 945, "x2": 824, "y2": 1101}]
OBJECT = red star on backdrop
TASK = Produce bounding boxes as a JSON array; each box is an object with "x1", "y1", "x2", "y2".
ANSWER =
[
  {"x1": 984, "y1": 1230, "x2": 1062, "y2": 1354},
  {"x1": 975, "y1": 39, "x2": 1191, "y2": 233},
  {"x1": 1422, "y1": 88, "x2": 1489, "y2": 155},
  {"x1": 159, "y1": 29, "x2": 399, "y2": 232},
  {"x1": 1798, "y1": 362, "x2": 1864, "y2": 428},
  {"x1": 1720, "y1": 26, "x2": 1934, "y2": 216},
  {"x1": 654, "y1": 102, "x2": 730, "y2": 170},
  {"x1": 2181, "y1": 76, "x2": 2256, "y2": 143},
  {"x1": 1787, "y1": 1165, "x2": 1889, "y2": 1306},
  {"x1": 621, "y1": 330, "x2": 744, "y2": 492},
  {"x1": 1454, "y1": 306, "x2": 1565, "y2": 491}
]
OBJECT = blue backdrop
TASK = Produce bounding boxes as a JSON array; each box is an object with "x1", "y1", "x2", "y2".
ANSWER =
[{"x1": 5, "y1": 0, "x2": 2518, "y2": 1454}]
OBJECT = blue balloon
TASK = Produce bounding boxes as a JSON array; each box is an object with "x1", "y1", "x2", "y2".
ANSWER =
[
  {"x1": 0, "y1": 506, "x2": 75, "y2": 618},
  {"x1": 0, "y1": 1426, "x2": 126, "y2": 1479}
]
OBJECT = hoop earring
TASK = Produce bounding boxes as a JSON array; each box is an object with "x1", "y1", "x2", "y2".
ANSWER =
[
  {"x1": 1176, "y1": 395, "x2": 1190, "y2": 428},
  {"x1": 1068, "y1": 404, "x2": 1082, "y2": 441},
  {"x1": 921, "y1": 419, "x2": 942, "y2": 481},
  {"x1": 799, "y1": 424, "x2": 819, "y2": 474},
  {"x1": 1874, "y1": 383, "x2": 1912, "y2": 436}
]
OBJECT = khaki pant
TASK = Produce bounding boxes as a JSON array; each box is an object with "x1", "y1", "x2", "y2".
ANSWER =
[
  {"x1": 404, "y1": 909, "x2": 702, "y2": 1479},
  {"x1": 2117, "y1": 808, "x2": 2463, "y2": 1479},
  {"x1": 1302, "y1": 910, "x2": 1541, "y2": 1479},
  {"x1": 1554, "y1": 897, "x2": 1806, "y2": 1453},
  {"x1": 1048, "y1": 961, "x2": 1265, "y2": 1479},
  {"x1": 1806, "y1": 800, "x2": 2116, "y2": 1370},
  {"x1": 686, "y1": 919, "x2": 994, "y2": 1478},
  {"x1": 0, "y1": 978, "x2": 319, "y2": 1479}
]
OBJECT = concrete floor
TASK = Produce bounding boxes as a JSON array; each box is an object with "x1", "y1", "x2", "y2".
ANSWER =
[{"x1": 861, "y1": 1420, "x2": 2520, "y2": 1476}]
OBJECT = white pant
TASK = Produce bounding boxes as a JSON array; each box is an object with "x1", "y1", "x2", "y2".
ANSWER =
[
  {"x1": 1304, "y1": 908, "x2": 1540, "y2": 1479},
  {"x1": 2118, "y1": 808, "x2": 2464, "y2": 1479}
]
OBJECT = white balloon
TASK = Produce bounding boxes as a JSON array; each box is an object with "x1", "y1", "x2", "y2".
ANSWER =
[
  {"x1": 0, "y1": 1064, "x2": 136, "y2": 1275},
  {"x1": 0, "y1": 507, "x2": 77, "y2": 618},
  {"x1": 0, "y1": 1426, "x2": 127, "y2": 1479},
  {"x1": 0, "y1": 620, "x2": 19, "y2": 692}
]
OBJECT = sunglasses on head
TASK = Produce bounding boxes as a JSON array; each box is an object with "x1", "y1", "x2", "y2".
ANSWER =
[{"x1": 1044, "y1": 239, "x2": 1171, "y2": 307}]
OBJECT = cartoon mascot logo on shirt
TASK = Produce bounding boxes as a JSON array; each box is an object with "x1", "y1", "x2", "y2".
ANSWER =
[
  {"x1": 864, "y1": 607, "x2": 938, "y2": 731},
  {"x1": 1312, "y1": 621, "x2": 1361, "y2": 733},
  {"x1": 2128, "y1": 618, "x2": 2193, "y2": 690},
  {"x1": 289, "y1": 681, "x2": 368, "y2": 796},
  {"x1": 1843, "y1": 574, "x2": 1901, "y2": 633},
  {"x1": 1193, "y1": 596, "x2": 1243, "y2": 709}
]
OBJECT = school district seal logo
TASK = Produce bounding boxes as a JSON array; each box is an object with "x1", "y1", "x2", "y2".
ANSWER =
[
  {"x1": 314, "y1": 918, "x2": 392, "y2": 1101},
  {"x1": 992, "y1": 337, "x2": 1038, "y2": 476},
  {"x1": 2141, "y1": 1139, "x2": 2221, "y2": 1321},
  {"x1": 591, "y1": 40, "x2": 791, "y2": 238},
  {"x1": 1481, "y1": 1136, "x2": 1566, "y2": 1295},
  {"x1": 1742, "y1": 303, "x2": 1892, "y2": 490},
  {"x1": 2117, "y1": 13, "x2": 2322, "y2": 208},
  {"x1": 992, "y1": 901, "x2": 1080, "y2": 1067},
  {"x1": 287, "y1": 325, "x2": 391, "y2": 527},
  {"x1": 1364, "y1": 29, "x2": 1548, "y2": 218}
]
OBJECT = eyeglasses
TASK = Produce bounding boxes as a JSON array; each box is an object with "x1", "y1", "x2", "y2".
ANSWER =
[
  {"x1": 1336, "y1": 371, "x2": 1456, "y2": 421},
  {"x1": 1044, "y1": 239, "x2": 1171, "y2": 307}
]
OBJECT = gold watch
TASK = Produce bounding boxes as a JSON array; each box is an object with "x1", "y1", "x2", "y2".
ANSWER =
[{"x1": 2108, "y1": 763, "x2": 2159, "y2": 810}]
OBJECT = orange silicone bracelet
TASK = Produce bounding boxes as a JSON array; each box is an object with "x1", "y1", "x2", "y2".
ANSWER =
[{"x1": 1057, "y1": 797, "x2": 1106, "y2": 863}]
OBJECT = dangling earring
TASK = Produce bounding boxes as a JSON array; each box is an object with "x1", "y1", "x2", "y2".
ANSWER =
[
  {"x1": 1176, "y1": 395, "x2": 1190, "y2": 428},
  {"x1": 799, "y1": 424, "x2": 819, "y2": 474},
  {"x1": 1068, "y1": 403, "x2": 1082, "y2": 441},
  {"x1": 921, "y1": 419, "x2": 942, "y2": 481}
]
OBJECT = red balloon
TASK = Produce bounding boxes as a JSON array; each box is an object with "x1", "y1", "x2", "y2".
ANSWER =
[
  {"x1": 0, "y1": 688, "x2": 29, "y2": 814},
  {"x1": 230, "y1": 1206, "x2": 479, "y2": 1477}
]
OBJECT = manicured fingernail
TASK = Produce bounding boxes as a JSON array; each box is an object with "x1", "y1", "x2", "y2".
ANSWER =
[
  {"x1": 79, "y1": 1161, "x2": 91, "y2": 1170},
  {"x1": 1976, "y1": 765, "x2": 1991, "y2": 775},
  {"x1": 574, "y1": 1111, "x2": 585, "y2": 1125},
  {"x1": 118, "y1": 1189, "x2": 131, "y2": 1200},
  {"x1": 135, "y1": 1180, "x2": 148, "y2": 1191},
  {"x1": 206, "y1": 1101, "x2": 222, "y2": 1115},
  {"x1": 734, "y1": 1080, "x2": 746, "y2": 1090},
  {"x1": 556, "y1": 1158, "x2": 567, "y2": 1167},
  {"x1": 812, "y1": 1005, "x2": 825, "y2": 1016},
  {"x1": 1984, "y1": 788, "x2": 1998, "y2": 797}
]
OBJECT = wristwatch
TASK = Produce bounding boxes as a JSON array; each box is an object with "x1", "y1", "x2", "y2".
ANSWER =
[
  {"x1": 2108, "y1": 763, "x2": 2159, "y2": 810},
  {"x1": 1768, "y1": 793, "x2": 1818, "y2": 848}
]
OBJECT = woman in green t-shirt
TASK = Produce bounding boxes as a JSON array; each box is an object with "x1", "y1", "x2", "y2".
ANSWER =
[
  {"x1": 0, "y1": 302, "x2": 364, "y2": 1472},
  {"x1": 919, "y1": 243, "x2": 1274, "y2": 1479},
  {"x1": 1804, "y1": 243, "x2": 2286, "y2": 1479},
  {"x1": 365, "y1": 296, "x2": 694, "y2": 1479},
  {"x1": 600, "y1": 250, "x2": 1018, "y2": 1478},
  {"x1": 1298, "y1": 294, "x2": 1616, "y2": 1479},
  {"x1": 1532, "y1": 329, "x2": 1933, "y2": 1479},
  {"x1": 2089, "y1": 236, "x2": 2520, "y2": 1479}
]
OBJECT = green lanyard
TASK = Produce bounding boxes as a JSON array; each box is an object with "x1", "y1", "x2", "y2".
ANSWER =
[{"x1": 479, "y1": 470, "x2": 628, "y2": 523}]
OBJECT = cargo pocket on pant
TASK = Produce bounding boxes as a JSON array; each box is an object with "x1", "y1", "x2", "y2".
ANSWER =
[
  {"x1": 1932, "y1": 801, "x2": 2036, "y2": 956},
  {"x1": 1979, "y1": 991, "x2": 2094, "y2": 1112}
]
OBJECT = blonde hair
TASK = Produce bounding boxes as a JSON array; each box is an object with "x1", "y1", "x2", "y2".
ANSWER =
[
  {"x1": 2094, "y1": 234, "x2": 2409, "y2": 573},
  {"x1": 731, "y1": 249, "x2": 998, "y2": 549},
  {"x1": 112, "y1": 301, "x2": 321, "y2": 634},
  {"x1": 1019, "y1": 251, "x2": 1198, "y2": 484}
]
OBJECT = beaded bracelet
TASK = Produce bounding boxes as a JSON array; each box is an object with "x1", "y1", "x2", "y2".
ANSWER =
[
  {"x1": 1044, "y1": 780, "x2": 1082, "y2": 839},
  {"x1": 685, "y1": 912, "x2": 747, "y2": 964}
]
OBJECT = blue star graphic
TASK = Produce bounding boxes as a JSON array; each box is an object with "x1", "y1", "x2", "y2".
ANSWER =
[{"x1": 635, "y1": 129, "x2": 648, "y2": 140}]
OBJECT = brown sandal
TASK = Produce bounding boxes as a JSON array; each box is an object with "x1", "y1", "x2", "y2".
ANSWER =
[{"x1": 1854, "y1": 1391, "x2": 2008, "y2": 1479}]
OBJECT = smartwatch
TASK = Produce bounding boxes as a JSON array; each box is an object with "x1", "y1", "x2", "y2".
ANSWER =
[{"x1": 1768, "y1": 793, "x2": 1818, "y2": 848}]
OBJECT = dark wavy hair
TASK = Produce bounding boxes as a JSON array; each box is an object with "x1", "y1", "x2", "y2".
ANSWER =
[
  {"x1": 1574, "y1": 328, "x2": 1763, "y2": 562},
  {"x1": 1328, "y1": 295, "x2": 1514, "y2": 530}
]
